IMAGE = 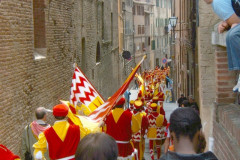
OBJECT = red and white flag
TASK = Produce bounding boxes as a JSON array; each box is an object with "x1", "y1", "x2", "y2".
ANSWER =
[
  {"x1": 70, "y1": 67, "x2": 105, "y2": 114},
  {"x1": 88, "y1": 55, "x2": 146, "y2": 122}
]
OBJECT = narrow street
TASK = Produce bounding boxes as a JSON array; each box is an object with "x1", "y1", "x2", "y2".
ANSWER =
[{"x1": 1, "y1": 0, "x2": 240, "y2": 159}]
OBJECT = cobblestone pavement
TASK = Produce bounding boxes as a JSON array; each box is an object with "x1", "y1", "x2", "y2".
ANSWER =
[{"x1": 129, "y1": 89, "x2": 178, "y2": 160}]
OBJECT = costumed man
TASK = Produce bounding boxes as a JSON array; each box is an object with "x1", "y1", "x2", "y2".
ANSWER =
[
  {"x1": 103, "y1": 97, "x2": 140, "y2": 160},
  {"x1": 21, "y1": 107, "x2": 51, "y2": 160},
  {"x1": 127, "y1": 100, "x2": 135, "y2": 112},
  {"x1": 0, "y1": 144, "x2": 20, "y2": 160},
  {"x1": 152, "y1": 96, "x2": 165, "y2": 116},
  {"x1": 33, "y1": 104, "x2": 87, "y2": 160},
  {"x1": 132, "y1": 100, "x2": 149, "y2": 160},
  {"x1": 147, "y1": 103, "x2": 165, "y2": 160}
]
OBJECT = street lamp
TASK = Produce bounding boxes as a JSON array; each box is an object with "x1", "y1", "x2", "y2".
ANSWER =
[
  {"x1": 169, "y1": 17, "x2": 178, "y2": 43},
  {"x1": 168, "y1": 16, "x2": 178, "y2": 102},
  {"x1": 169, "y1": 16, "x2": 178, "y2": 28}
]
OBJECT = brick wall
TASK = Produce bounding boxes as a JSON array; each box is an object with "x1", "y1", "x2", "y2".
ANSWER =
[
  {"x1": 0, "y1": 0, "x2": 125, "y2": 157},
  {"x1": 214, "y1": 46, "x2": 236, "y2": 104},
  {"x1": 213, "y1": 104, "x2": 240, "y2": 160}
]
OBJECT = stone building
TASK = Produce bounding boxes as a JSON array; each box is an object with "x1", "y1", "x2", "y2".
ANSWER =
[
  {"x1": 0, "y1": 0, "x2": 125, "y2": 156},
  {"x1": 119, "y1": 0, "x2": 135, "y2": 76},
  {"x1": 173, "y1": 0, "x2": 197, "y2": 101},
  {"x1": 133, "y1": 0, "x2": 153, "y2": 71},
  {"x1": 152, "y1": 0, "x2": 172, "y2": 69}
]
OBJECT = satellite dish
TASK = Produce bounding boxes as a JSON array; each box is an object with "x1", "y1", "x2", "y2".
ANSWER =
[{"x1": 122, "y1": 51, "x2": 131, "y2": 60}]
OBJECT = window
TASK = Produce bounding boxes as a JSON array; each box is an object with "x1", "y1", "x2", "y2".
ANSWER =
[
  {"x1": 125, "y1": 21, "x2": 131, "y2": 35},
  {"x1": 137, "y1": 5, "x2": 141, "y2": 15},
  {"x1": 82, "y1": 38, "x2": 86, "y2": 71},
  {"x1": 102, "y1": 3, "x2": 104, "y2": 40},
  {"x1": 133, "y1": 5, "x2": 135, "y2": 15},
  {"x1": 151, "y1": 40, "x2": 155, "y2": 50},
  {"x1": 111, "y1": 13, "x2": 113, "y2": 44},
  {"x1": 141, "y1": 25, "x2": 145, "y2": 34},
  {"x1": 138, "y1": 25, "x2": 141, "y2": 34},
  {"x1": 157, "y1": 38, "x2": 159, "y2": 48},
  {"x1": 145, "y1": 16, "x2": 150, "y2": 26},
  {"x1": 142, "y1": 42, "x2": 145, "y2": 51},
  {"x1": 148, "y1": 37, "x2": 151, "y2": 46},
  {"x1": 141, "y1": 6, "x2": 144, "y2": 15},
  {"x1": 33, "y1": 0, "x2": 46, "y2": 49},
  {"x1": 156, "y1": 0, "x2": 159, "y2": 7},
  {"x1": 96, "y1": 42, "x2": 100, "y2": 63}
]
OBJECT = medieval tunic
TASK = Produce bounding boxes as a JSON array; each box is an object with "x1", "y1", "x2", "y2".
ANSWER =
[
  {"x1": 132, "y1": 111, "x2": 149, "y2": 160},
  {"x1": 104, "y1": 108, "x2": 140, "y2": 159},
  {"x1": 33, "y1": 120, "x2": 84, "y2": 160},
  {"x1": 0, "y1": 144, "x2": 20, "y2": 160},
  {"x1": 147, "y1": 111, "x2": 165, "y2": 160}
]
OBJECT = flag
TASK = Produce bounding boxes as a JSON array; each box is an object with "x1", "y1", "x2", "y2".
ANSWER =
[
  {"x1": 70, "y1": 67, "x2": 105, "y2": 115},
  {"x1": 87, "y1": 55, "x2": 146, "y2": 122},
  {"x1": 136, "y1": 73, "x2": 145, "y2": 97}
]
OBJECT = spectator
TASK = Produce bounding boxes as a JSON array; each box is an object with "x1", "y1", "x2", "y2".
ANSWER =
[
  {"x1": 160, "y1": 107, "x2": 218, "y2": 160},
  {"x1": 188, "y1": 95, "x2": 199, "y2": 111},
  {"x1": 124, "y1": 89, "x2": 131, "y2": 109},
  {"x1": 21, "y1": 107, "x2": 51, "y2": 160},
  {"x1": 75, "y1": 133, "x2": 118, "y2": 160},
  {"x1": 191, "y1": 105, "x2": 200, "y2": 115},
  {"x1": 177, "y1": 94, "x2": 187, "y2": 107},
  {"x1": 33, "y1": 104, "x2": 84, "y2": 160},
  {"x1": 204, "y1": 0, "x2": 240, "y2": 92},
  {"x1": 181, "y1": 100, "x2": 189, "y2": 107}
]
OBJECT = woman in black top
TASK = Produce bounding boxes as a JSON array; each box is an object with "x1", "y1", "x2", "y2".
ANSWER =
[{"x1": 160, "y1": 108, "x2": 218, "y2": 160}]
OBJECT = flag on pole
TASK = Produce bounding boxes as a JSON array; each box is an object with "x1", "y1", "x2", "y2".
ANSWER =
[
  {"x1": 70, "y1": 67, "x2": 105, "y2": 115},
  {"x1": 87, "y1": 55, "x2": 146, "y2": 122}
]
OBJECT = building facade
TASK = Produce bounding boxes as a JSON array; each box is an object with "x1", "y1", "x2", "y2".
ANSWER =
[
  {"x1": 173, "y1": 0, "x2": 197, "y2": 101},
  {"x1": 0, "y1": 0, "x2": 124, "y2": 155},
  {"x1": 133, "y1": 0, "x2": 172, "y2": 71},
  {"x1": 152, "y1": 0, "x2": 172, "y2": 69}
]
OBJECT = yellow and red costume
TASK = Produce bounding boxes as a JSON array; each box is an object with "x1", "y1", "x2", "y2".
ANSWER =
[
  {"x1": 156, "y1": 92, "x2": 165, "y2": 106},
  {"x1": 0, "y1": 144, "x2": 20, "y2": 160},
  {"x1": 147, "y1": 103, "x2": 165, "y2": 160},
  {"x1": 104, "y1": 98, "x2": 140, "y2": 160},
  {"x1": 152, "y1": 97, "x2": 167, "y2": 127},
  {"x1": 132, "y1": 101, "x2": 149, "y2": 160},
  {"x1": 33, "y1": 104, "x2": 87, "y2": 160}
]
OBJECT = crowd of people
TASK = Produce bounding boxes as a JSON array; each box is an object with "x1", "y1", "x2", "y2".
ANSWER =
[{"x1": 1, "y1": 66, "x2": 219, "y2": 160}]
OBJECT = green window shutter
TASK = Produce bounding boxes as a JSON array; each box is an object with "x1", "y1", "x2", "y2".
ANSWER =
[
  {"x1": 156, "y1": 0, "x2": 159, "y2": 7},
  {"x1": 151, "y1": 40, "x2": 155, "y2": 50}
]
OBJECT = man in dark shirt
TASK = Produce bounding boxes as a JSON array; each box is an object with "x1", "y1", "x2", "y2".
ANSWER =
[{"x1": 177, "y1": 94, "x2": 187, "y2": 107}]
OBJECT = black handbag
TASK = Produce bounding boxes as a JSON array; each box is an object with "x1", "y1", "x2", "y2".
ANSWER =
[
  {"x1": 232, "y1": 0, "x2": 240, "y2": 17},
  {"x1": 24, "y1": 124, "x2": 33, "y2": 160}
]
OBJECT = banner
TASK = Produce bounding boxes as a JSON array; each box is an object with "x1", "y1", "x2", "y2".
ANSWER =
[{"x1": 70, "y1": 67, "x2": 105, "y2": 115}]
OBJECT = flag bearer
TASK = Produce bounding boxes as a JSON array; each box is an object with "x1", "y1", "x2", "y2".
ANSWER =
[
  {"x1": 147, "y1": 103, "x2": 165, "y2": 160},
  {"x1": 132, "y1": 100, "x2": 149, "y2": 160},
  {"x1": 103, "y1": 97, "x2": 140, "y2": 160}
]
